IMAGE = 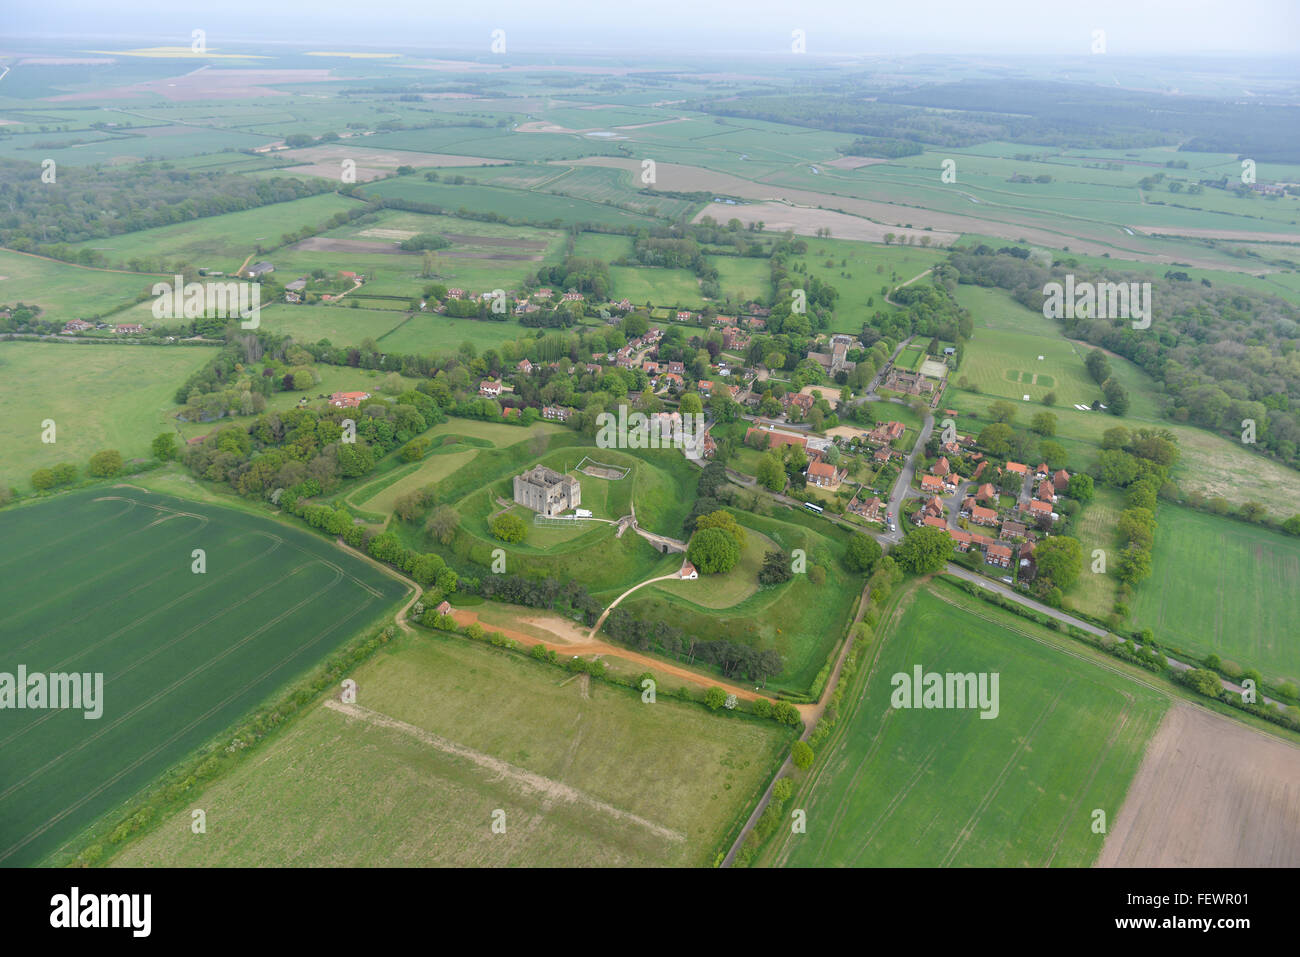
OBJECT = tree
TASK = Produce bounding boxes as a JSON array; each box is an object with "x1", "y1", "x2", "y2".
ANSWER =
[
  {"x1": 489, "y1": 512, "x2": 527, "y2": 543},
  {"x1": 687, "y1": 527, "x2": 741, "y2": 574},
  {"x1": 1100, "y1": 426, "x2": 1130, "y2": 451},
  {"x1": 1116, "y1": 542, "x2": 1152, "y2": 584},
  {"x1": 759, "y1": 549, "x2": 793, "y2": 585},
  {"x1": 152, "y1": 432, "x2": 177, "y2": 461},
  {"x1": 1067, "y1": 473, "x2": 1094, "y2": 503},
  {"x1": 772, "y1": 701, "x2": 801, "y2": 726},
  {"x1": 755, "y1": 451, "x2": 786, "y2": 492},
  {"x1": 845, "y1": 533, "x2": 882, "y2": 573},
  {"x1": 773, "y1": 778, "x2": 794, "y2": 802},
  {"x1": 977, "y1": 423, "x2": 1014, "y2": 457},
  {"x1": 1085, "y1": 348, "x2": 1111, "y2": 384},
  {"x1": 1282, "y1": 515, "x2": 1300, "y2": 536},
  {"x1": 1039, "y1": 440, "x2": 1067, "y2": 469},
  {"x1": 1034, "y1": 536, "x2": 1083, "y2": 591},
  {"x1": 1097, "y1": 449, "x2": 1140, "y2": 486},
  {"x1": 425, "y1": 505, "x2": 460, "y2": 545},
  {"x1": 892, "y1": 527, "x2": 954, "y2": 575},
  {"x1": 679, "y1": 392, "x2": 704, "y2": 415},
  {"x1": 30, "y1": 468, "x2": 55, "y2": 490},
  {"x1": 1181, "y1": 668, "x2": 1223, "y2": 697},
  {"x1": 791, "y1": 740, "x2": 814, "y2": 770},
  {"x1": 1042, "y1": 391, "x2": 1057, "y2": 407},
  {"x1": 1030, "y1": 412, "x2": 1057, "y2": 436},
  {"x1": 704, "y1": 687, "x2": 727, "y2": 710},
  {"x1": 1101, "y1": 378, "x2": 1130, "y2": 416},
  {"x1": 987, "y1": 401, "x2": 1017, "y2": 424},
  {"x1": 695, "y1": 509, "x2": 746, "y2": 549},
  {"x1": 87, "y1": 449, "x2": 123, "y2": 478}
]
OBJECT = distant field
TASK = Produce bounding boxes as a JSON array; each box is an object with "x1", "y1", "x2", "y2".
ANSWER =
[
  {"x1": 0, "y1": 488, "x2": 406, "y2": 867},
  {"x1": 1130, "y1": 505, "x2": 1300, "y2": 683},
  {"x1": 111, "y1": 631, "x2": 787, "y2": 866},
  {"x1": 376, "y1": 314, "x2": 527, "y2": 356},
  {"x1": 0, "y1": 249, "x2": 155, "y2": 318},
  {"x1": 66, "y1": 193, "x2": 362, "y2": 273},
  {"x1": 259, "y1": 302, "x2": 405, "y2": 346},
  {"x1": 761, "y1": 583, "x2": 1166, "y2": 867},
  {"x1": 609, "y1": 265, "x2": 702, "y2": 307},
  {"x1": 0, "y1": 341, "x2": 215, "y2": 490}
]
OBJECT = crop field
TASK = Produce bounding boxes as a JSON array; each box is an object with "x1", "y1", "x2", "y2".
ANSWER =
[
  {"x1": 761, "y1": 583, "x2": 1166, "y2": 867},
  {"x1": 359, "y1": 176, "x2": 660, "y2": 229},
  {"x1": 1129, "y1": 506, "x2": 1300, "y2": 683},
  {"x1": 0, "y1": 341, "x2": 216, "y2": 490},
  {"x1": 0, "y1": 249, "x2": 156, "y2": 317},
  {"x1": 67, "y1": 193, "x2": 362, "y2": 273},
  {"x1": 0, "y1": 487, "x2": 407, "y2": 867},
  {"x1": 109, "y1": 631, "x2": 788, "y2": 867}
]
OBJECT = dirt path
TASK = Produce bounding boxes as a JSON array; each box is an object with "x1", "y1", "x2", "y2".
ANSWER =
[
  {"x1": 332, "y1": 537, "x2": 421, "y2": 633},
  {"x1": 448, "y1": 607, "x2": 775, "y2": 704},
  {"x1": 586, "y1": 572, "x2": 683, "y2": 640},
  {"x1": 884, "y1": 267, "x2": 933, "y2": 307},
  {"x1": 323, "y1": 699, "x2": 684, "y2": 843}
]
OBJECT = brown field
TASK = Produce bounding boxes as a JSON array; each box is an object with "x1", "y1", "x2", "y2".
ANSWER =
[
  {"x1": 277, "y1": 143, "x2": 509, "y2": 181},
  {"x1": 291, "y1": 237, "x2": 415, "y2": 255},
  {"x1": 51, "y1": 68, "x2": 332, "y2": 101},
  {"x1": 1131, "y1": 225, "x2": 1300, "y2": 243},
  {"x1": 824, "y1": 155, "x2": 890, "y2": 170},
  {"x1": 693, "y1": 200, "x2": 956, "y2": 245},
  {"x1": 568, "y1": 157, "x2": 1273, "y2": 270},
  {"x1": 1097, "y1": 704, "x2": 1300, "y2": 868}
]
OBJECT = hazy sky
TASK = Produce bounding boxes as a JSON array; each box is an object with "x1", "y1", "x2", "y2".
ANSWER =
[{"x1": 6, "y1": 0, "x2": 1300, "y2": 56}]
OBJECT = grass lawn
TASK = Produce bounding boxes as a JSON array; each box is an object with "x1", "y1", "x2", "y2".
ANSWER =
[
  {"x1": 760, "y1": 582, "x2": 1167, "y2": 867},
  {"x1": 0, "y1": 249, "x2": 156, "y2": 318},
  {"x1": 652, "y1": 527, "x2": 778, "y2": 609},
  {"x1": 376, "y1": 313, "x2": 530, "y2": 356},
  {"x1": 1068, "y1": 487, "x2": 1124, "y2": 621},
  {"x1": 259, "y1": 302, "x2": 406, "y2": 347},
  {"x1": 0, "y1": 341, "x2": 216, "y2": 490},
  {"x1": 109, "y1": 631, "x2": 788, "y2": 867},
  {"x1": 1129, "y1": 505, "x2": 1300, "y2": 684},
  {"x1": 358, "y1": 447, "x2": 480, "y2": 515},
  {"x1": 609, "y1": 265, "x2": 702, "y2": 308},
  {"x1": 0, "y1": 487, "x2": 407, "y2": 867}
]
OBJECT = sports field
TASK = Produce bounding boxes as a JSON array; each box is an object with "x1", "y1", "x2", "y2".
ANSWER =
[
  {"x1": 1129, "y1": 506, "x2": 1300, "y2": 683},
  {"x1": 0, "y1": 488, "x2": 407, "y2": 866},
  {"x1": 761, "y1": 583, "x2": 1166, "y2": 867},
  {"x1": 110, "y1": 631, "x2": 788, "y2": 866}
]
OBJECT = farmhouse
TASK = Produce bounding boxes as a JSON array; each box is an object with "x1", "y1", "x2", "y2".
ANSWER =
[
  {"x1": 328, "y1": 391, "x2": 371, "y2": 409},
  {"x1": 517, "y1": 358, "x2": 534, "y2": 375},
  {"x1": 807, "y1": 460, "x2": 846, "y2": 490},
  {"x1": 1053, "y1": 469, "x2": 1071, "y2": 491},
  {"x1": 479, "y1": 379, "x2": 503, "y2": 397},
  {"x1": 785, "y1": 392, "x2": 815, "y2": 417},
  {"x1": 745, "y1": 426, "x2": 808, "y2": 452},
  {"x1": 513, "y1": 466, "x2": 581, "y2": 517},
  {"x1": 542, "y1": 405, "x2": 571, "y2": 422},
  {"x1": 62, "y1": 319, "x2": 93, "y2": 334},
  {"x1": 868, "y1": 421, "x2": 906, "y2": 445},
  {"x1": 1004, "y1": 461, "x2": 1029, "y2": 477}
]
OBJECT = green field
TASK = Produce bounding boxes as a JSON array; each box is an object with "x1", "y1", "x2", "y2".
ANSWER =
[
  {"x1": 0, "y1": 249, "x2": 156, "y2": 318},
  {"x1": 1069, "y1": 487, "x2": 1124, "y2": 621},
  {"x1": 0, "y1": 487, "x2": 407, "y2": 866},
  {"x1": 1130, "y1": 506, "x2": 1300, "y2": 683},
  {"x1": 68, "y1": 193, "x2": 362, "y2": 273},
  {"x1": 761, "y1": 583, "x2": 1166, "y2": 867},
  {"x1": 110, "y1": 630, "x2": 788, "y2": 866},
  {"x1": 0, "y1": 341, "x2": 217, "y2": 490}
]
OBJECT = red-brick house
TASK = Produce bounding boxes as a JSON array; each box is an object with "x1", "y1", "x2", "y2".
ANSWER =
[
  {"x1": 986, "y1": 543, "x2": 1013, "y2": 568},
  {"x1": 807, "y1": 460, "x2": 846, "y2": 490},
  {"x1": 1053, "y1": 469, "x2": 1071, "y2": 492},
  {"x1": 328, "y1": 391, "x2": 371, "y2": 408}
]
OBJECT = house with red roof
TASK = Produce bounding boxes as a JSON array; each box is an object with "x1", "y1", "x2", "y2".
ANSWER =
[
  {"x1": 807, "y1": 459, "x2": 846, "y2": 490},
  {"x1": 329, "y1": 391, "x2": 371, "y2": 409},
  {"x1": 986, "y1": 543, "x2": 1013, "y2": 568}
]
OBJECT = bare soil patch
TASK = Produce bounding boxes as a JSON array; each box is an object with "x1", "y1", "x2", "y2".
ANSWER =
[
  {"x1": 1097, "y1": 704, "x2": 1300, "y2": 867},
  {"x1": 441, "y1": 233, "x2": 547, "y2": 249},
  {"x1": 290, "y1": 237, "x2": 415, "y2": 256},
  {"x1": 49, "y1": 68, "x2": 333, "y2": 102},
  {"x1": 695, "y1": 200, "x2": 955, "y2": 246},
  {"x1": 825, "y1": 156, "x2": 890, "y2": 170}
]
